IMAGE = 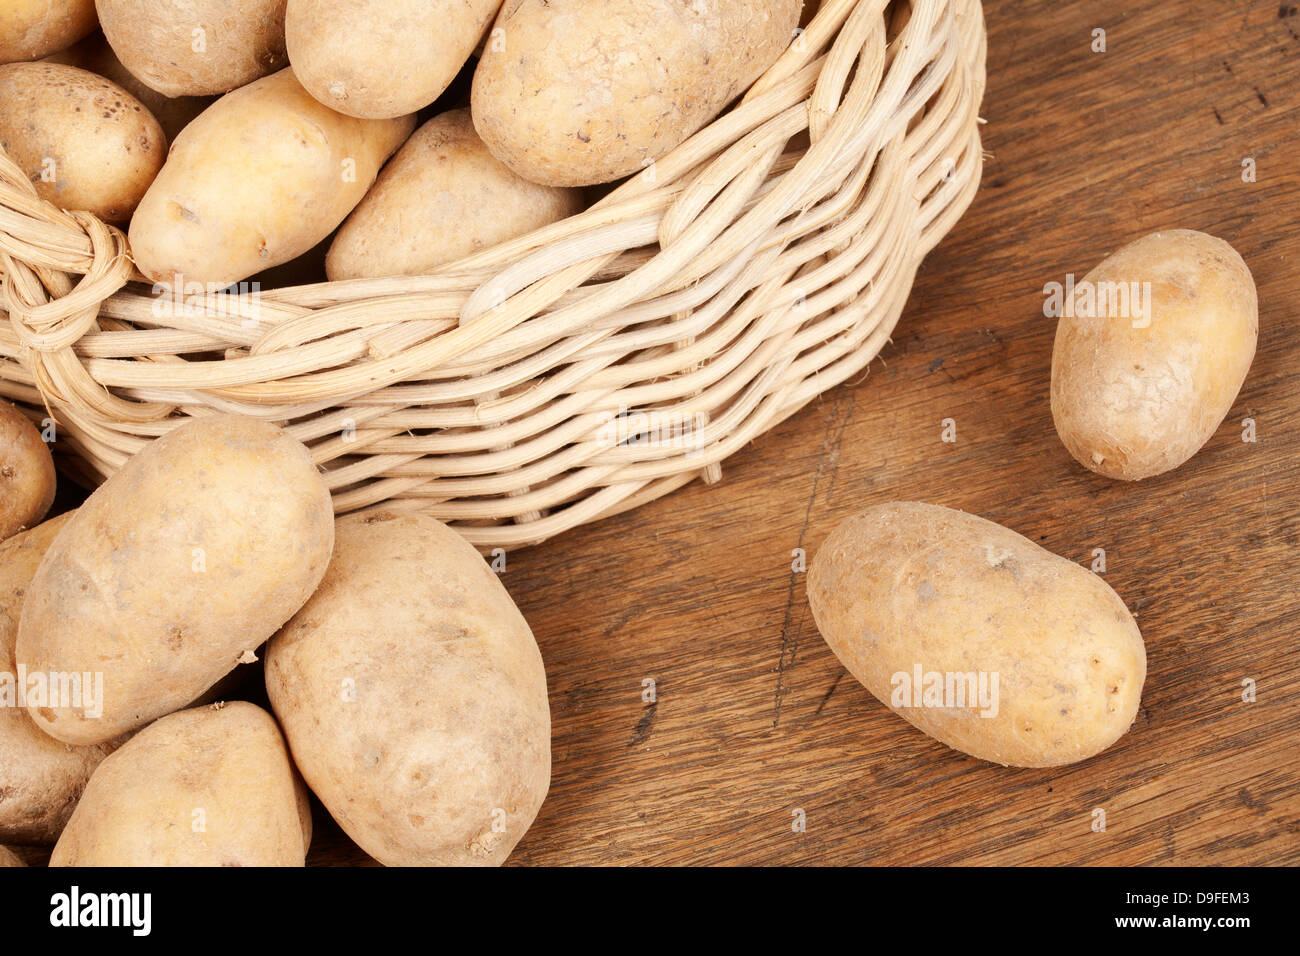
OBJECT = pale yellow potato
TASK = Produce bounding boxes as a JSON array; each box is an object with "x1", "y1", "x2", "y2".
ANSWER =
[
  {"x1": 265, "y1": 512, "x2": 551, "y2": 866},
  {"x1": 0, "y1": 0, "x2": 97, "y2": 64},
  {"x1": 1051, "y1": 230, "x2": 1258, "y2": 480},
  {"x1": 16, "y1": 414, "x2": 334, "y2": 746},
  {"x1": 807, "y1": 502, "x2": 1146, "y2": 768},
  {"x1": 129, "y1": 68, "x2": 414, "y2": 287},
  {"x1": 287, "y1": 0, "x2": 499, "y2": 119},
  {"x1": 0, "y1": 62, "x2": 166, "y2": 223},
  {"x1": 96, "y1": 0, "x2": 288, "y2": 97},
  {"x1": 0, "y1": 514, "x2": 118, "y2": 844},
  {"x1": 326, "y1": 109, "x2": 585, "y2": 280},
  {"x1": 45, "y1": 33, "x2": 214, "y2": 144},
  {"x1": 0, "y1": 845, "x2": 24, "y2": 866},
  {"x1": 0, "y1": 401, "x2": 55, "y2": 543},
  {"x1": 471, "y1": 0, "x2": 803, "y2": 186},
  {"x1": 50, "y1": 702, "x2": 307, "y2": 866}
]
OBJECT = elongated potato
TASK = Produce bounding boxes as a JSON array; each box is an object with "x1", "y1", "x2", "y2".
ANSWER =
[
  {"x1": 96, "y1": 0, "x2": 289, "y2": 97},
  {"x1": 808, "y1": 502, "x2": 1146, "y2": 768},
  {"x1": 50, "y1": 702, "x2": 307, "y2": 866},
  {"x1": 471, "y1": 0, "x2": 802, "y2": 186},
  {"x1": 326, "y1": 109, "x2": 585, "y2": 280},
  {"x1": 0, "y1": 62, "x2": 166, "y2": 222},
  {"x1": 1, "y1": 514, "x2": 118, "y2": 844},
  {"x1": 16, "y1": 414, "x2": 334, "y2": 746},
  {"x1": 0, "y1": 402, "x2": 55, "y2": 543},
  {"x1": 129, "y1": 69, "x2": 414, "y2": 286},
  {"x1": 0, "y1": 1, "x2": 97, "y2": 64},
  {"x1": 0, "y1": 845, "x2": 24, "y2": 866},
  {"x1": 265, "y1": 512, "x2": 551, "y2": 866},
  {"x1": 1051, "y1": 230, "x2": 1258, "y2": 480},
  {"x1": 287, "y1": 0, "x2": 499, "y2": 119},
  {"x1": 44, "y1": 33, "x2": 214, "y2": 144}
]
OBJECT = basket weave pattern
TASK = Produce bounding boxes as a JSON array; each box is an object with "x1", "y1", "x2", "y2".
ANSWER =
[{"x1": 0, "y1": 0, "x2": 986, "y2": 549}]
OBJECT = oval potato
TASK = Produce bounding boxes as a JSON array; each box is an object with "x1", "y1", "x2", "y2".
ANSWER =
[
  {"x1": 0, "y1": 62, "x2": 166, "y2": 223},
  {"x1": 1051, "y1": 229, "x2": 1258, "y2": 480},
  {"x1": 16, "y1": 414, "x2": 334, "y2": 746},
  {"x1": 265, "y1": 512, "x2": 551, "y2": 866},
  {"x1": 0, "y1": 402, "x2": 55, "y2": 543},
  {"x1": 471, "y1": 0, "x2": 803, "y2": 186},
  {"x1": 129, "y1": 68, "x2": 414, "y2": 287},
  {"x1": 326, "y1": 109, "x2": 585, "y2": 280},
  {"x1": 50, "y1": 702, "x2": 307, "y2": 866},
  {"x1": 0, "y1": 0, "x2": 97, "y2": 64},
  {"x1": 807, "y1": 502, "x2": 1146, "y2": 768},
  {"x1": 287, "y1": 0, "x2": 499, "y2": 119},
  {"x1": 1, "y1": 514, "x2": 117, "y2": 844},
  {"x1": 96, "y1": 0, "x2": 289, "y2": 97}
]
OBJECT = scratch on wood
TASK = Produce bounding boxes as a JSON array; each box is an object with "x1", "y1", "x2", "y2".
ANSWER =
[
  {"x1": 629, "y1": 701, "x2": 658, "y2": 748},
  {"x1": 813, "y1": 670, "x2": 846, "y2": 717},
  {"x1": 773, "y1": 394, "x2": 855, "y2": 729}
]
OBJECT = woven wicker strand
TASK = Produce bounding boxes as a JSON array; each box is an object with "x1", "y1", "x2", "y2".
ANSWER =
[{"x1": 0, "y1": 0, "x2": 986, "y2": 549}]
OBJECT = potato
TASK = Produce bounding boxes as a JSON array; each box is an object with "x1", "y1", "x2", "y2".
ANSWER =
[
  {"x1": 471, "y1": 0, "x2": 803, "y2": 186},
  {"x1": 265, "y1": 512, "x2": 551, "y2": 866},
  {"x1": 16, "y1": 414, "x2": 334, "y2": 746},
  {"x1": 44, "y1": 33, "x2": 214, "y2": 144},
  {"x1": 287, "y1": 0, "x2": 498, "y2": 119},
  {"x1": 0, "y1": 845, "x2": 24, "y2": 866},
  {"x1": 807, "y1": 502, "x2": 1146, "y2": 768},
  {"x1": 1051, "y1": 230, "x2": 1258, "y2": 480},
  {"x1": 129, "y1": 68, "x2": 414, "y2": 287},
  {"x1": 50, "y1": 702, "x2": 307, "y2": 866},
  {"x1": 326, "y1": 109, "x2": 585, "y2": 280},
  {"x1": 0, "y1": 401, "x2": 55, "y2": 543},
  {"x1": 0, "y1": 1, "x2": 97, "y2": 64},
  {"x1": 96, "y1": 0, "x2": 289, "y2": 97},
  {"x1": 1, "y1": 513, "x2": 119, "y2": 844},
  {"x1": 0, "y1": 62, "x2": 166, "y2": 223}
]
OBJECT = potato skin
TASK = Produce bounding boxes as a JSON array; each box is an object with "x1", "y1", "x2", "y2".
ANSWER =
[
  {"x1": 1, "y1": 514, "x2": 117, "y2": 845},
  {"x1": 0, "y1": 62, "x2": 166, "y2": 223},
  {"x1": 44, "y1": 33, "x2": 214, "y2": 144},
  {"x1": 265, "y1": 512, "x2": 551, "y2": 866},
  {"x1": 50, "y1": 702, "x2": 307, "y2": 866},
  {"x1": 0, "y1": 402, "x2": 55, "y2": 543},
  {"x1": 287, "y1": 0, "x2": 499, "y2": 119},
  {"x1": 807, "y1": 502, "x2": 1146, "y2": 768},
  {"x1": 471, "y1": 0, "x2": 802, "y2": 186},
  {"x1": 326, "y1": 109, "x2": 585, "y2": 280},
  {"x1": 16, "y1": 414, "x2": 334, "y2": 746},
  {"x1": 0, "y1": 0, "x2": 97, "y2": 65},
  {"x1": 1051, "y1": 230, "x2": 1258, "y2": 480},
  {"x1": 96, "y1": 0, "x2": 289, "y2": 97},
  {"x1": 0, "y1": 845, "x2": 24, "y2": 866},
  {"x1": 129, "y1": 68, "x2": 414, "y2": 287}
]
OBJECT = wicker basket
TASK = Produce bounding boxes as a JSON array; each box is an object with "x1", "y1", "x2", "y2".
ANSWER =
[{"x1": 0, "y1": 0, "x2": 986, "y2": 549}]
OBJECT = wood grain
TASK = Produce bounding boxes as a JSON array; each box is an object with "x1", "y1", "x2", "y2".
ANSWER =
[{"x1": 12, "y1": 0, "x2": 1299, "y2": 868}]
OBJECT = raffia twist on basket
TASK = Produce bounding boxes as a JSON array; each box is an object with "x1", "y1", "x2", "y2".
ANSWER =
[{"x1": 0, "y1": 0, "x2": 986, "y2": 549}]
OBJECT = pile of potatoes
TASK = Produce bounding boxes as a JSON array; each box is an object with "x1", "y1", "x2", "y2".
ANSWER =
[
  {"x1": 0, "y1": 407, "x2": 551, "y2": 866},
  {"x1": 0, "y1": 0, "x2": 806, "y2": 289}
]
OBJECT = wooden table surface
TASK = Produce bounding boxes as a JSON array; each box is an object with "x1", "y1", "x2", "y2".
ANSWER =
[{"x1": 13, "y1": 0, "x2": 1299, "y2": 868}]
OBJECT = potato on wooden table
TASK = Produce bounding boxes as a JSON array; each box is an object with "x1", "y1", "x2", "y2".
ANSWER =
[
  {"x1": 808, "y1": 502, "x2": 1146, "y2": 768},
  {"x1": 326, "y1": 109, "x2": 585, "y2": 280},
  {"x1": 1050, "y1": 229, "x2": 1258, "y2": 480},
  {"x1": 266, "y1": 512, "x2": 552, "y2": 866},
  {"x1": 50, "y1": 702, "x2": 308, "y2": 866},
  {"x1": 16, "y1": 414, "x2": 334, "y2": 746}
]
